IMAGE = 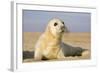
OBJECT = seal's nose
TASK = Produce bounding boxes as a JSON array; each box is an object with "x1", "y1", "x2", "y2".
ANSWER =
[
  {"x1": 60, "y1": 26, "x2": 65, "y2": 33},
  {"x1": 61, "y1": 26, "x2": 65, "y2": 30}
]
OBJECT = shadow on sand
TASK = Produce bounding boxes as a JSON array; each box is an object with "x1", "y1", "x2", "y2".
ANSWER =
[{"x1": 23, "y1": 42, "x2": 87, "y2": 60}]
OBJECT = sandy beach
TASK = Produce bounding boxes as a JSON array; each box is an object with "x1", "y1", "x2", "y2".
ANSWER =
[{"x1": 23, "y1": 32, "x2": 91, "y2": 62}]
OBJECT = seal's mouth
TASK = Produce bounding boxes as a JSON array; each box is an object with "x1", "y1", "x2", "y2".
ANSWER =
[
  {"x1": 59, "y1": 29, "x2": 65, "y2": 33},
  {"x1": 61, "y1": 30, "x2": 65, "y2": 33}
]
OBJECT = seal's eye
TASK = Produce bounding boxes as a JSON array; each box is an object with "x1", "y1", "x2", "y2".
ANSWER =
[
  {"x1": 54, "y1": 23, "x2": 58, "y2": 26},
  {"x1": 62, "y1": 21, "x2": 64, "y2": 24}
]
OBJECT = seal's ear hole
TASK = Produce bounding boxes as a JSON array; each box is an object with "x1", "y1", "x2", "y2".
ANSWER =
[{"x1": 54, "y1": 22, "x2": 58, "y2": 26}]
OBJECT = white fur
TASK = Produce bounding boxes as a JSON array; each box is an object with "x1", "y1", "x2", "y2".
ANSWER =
[{"x1": 34, "y1": 18, "x2": 67, "y2": 60}]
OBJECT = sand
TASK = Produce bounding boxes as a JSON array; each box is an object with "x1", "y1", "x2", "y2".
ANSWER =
[{"x1": 23, "y1": 32, "x2": 91, "y2": 62}]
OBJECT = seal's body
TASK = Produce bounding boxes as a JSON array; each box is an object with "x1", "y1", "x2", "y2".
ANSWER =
[{"x1": 34, "y1": 18, "x2": 67, "y2": 60}]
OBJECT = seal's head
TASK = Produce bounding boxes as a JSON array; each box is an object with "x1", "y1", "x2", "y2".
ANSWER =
[{"x1": 46, "y1": 18, "x2": 68, "y2": 38}]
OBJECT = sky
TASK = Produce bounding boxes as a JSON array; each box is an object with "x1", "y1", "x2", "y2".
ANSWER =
[{"x1": 23, "y1": 10, "x2": 91, "y2": 32}]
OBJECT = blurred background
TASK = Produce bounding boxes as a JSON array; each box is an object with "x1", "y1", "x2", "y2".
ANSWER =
[{"x1": 23, "y1": 10, "x2": 91, "y2": 32}]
